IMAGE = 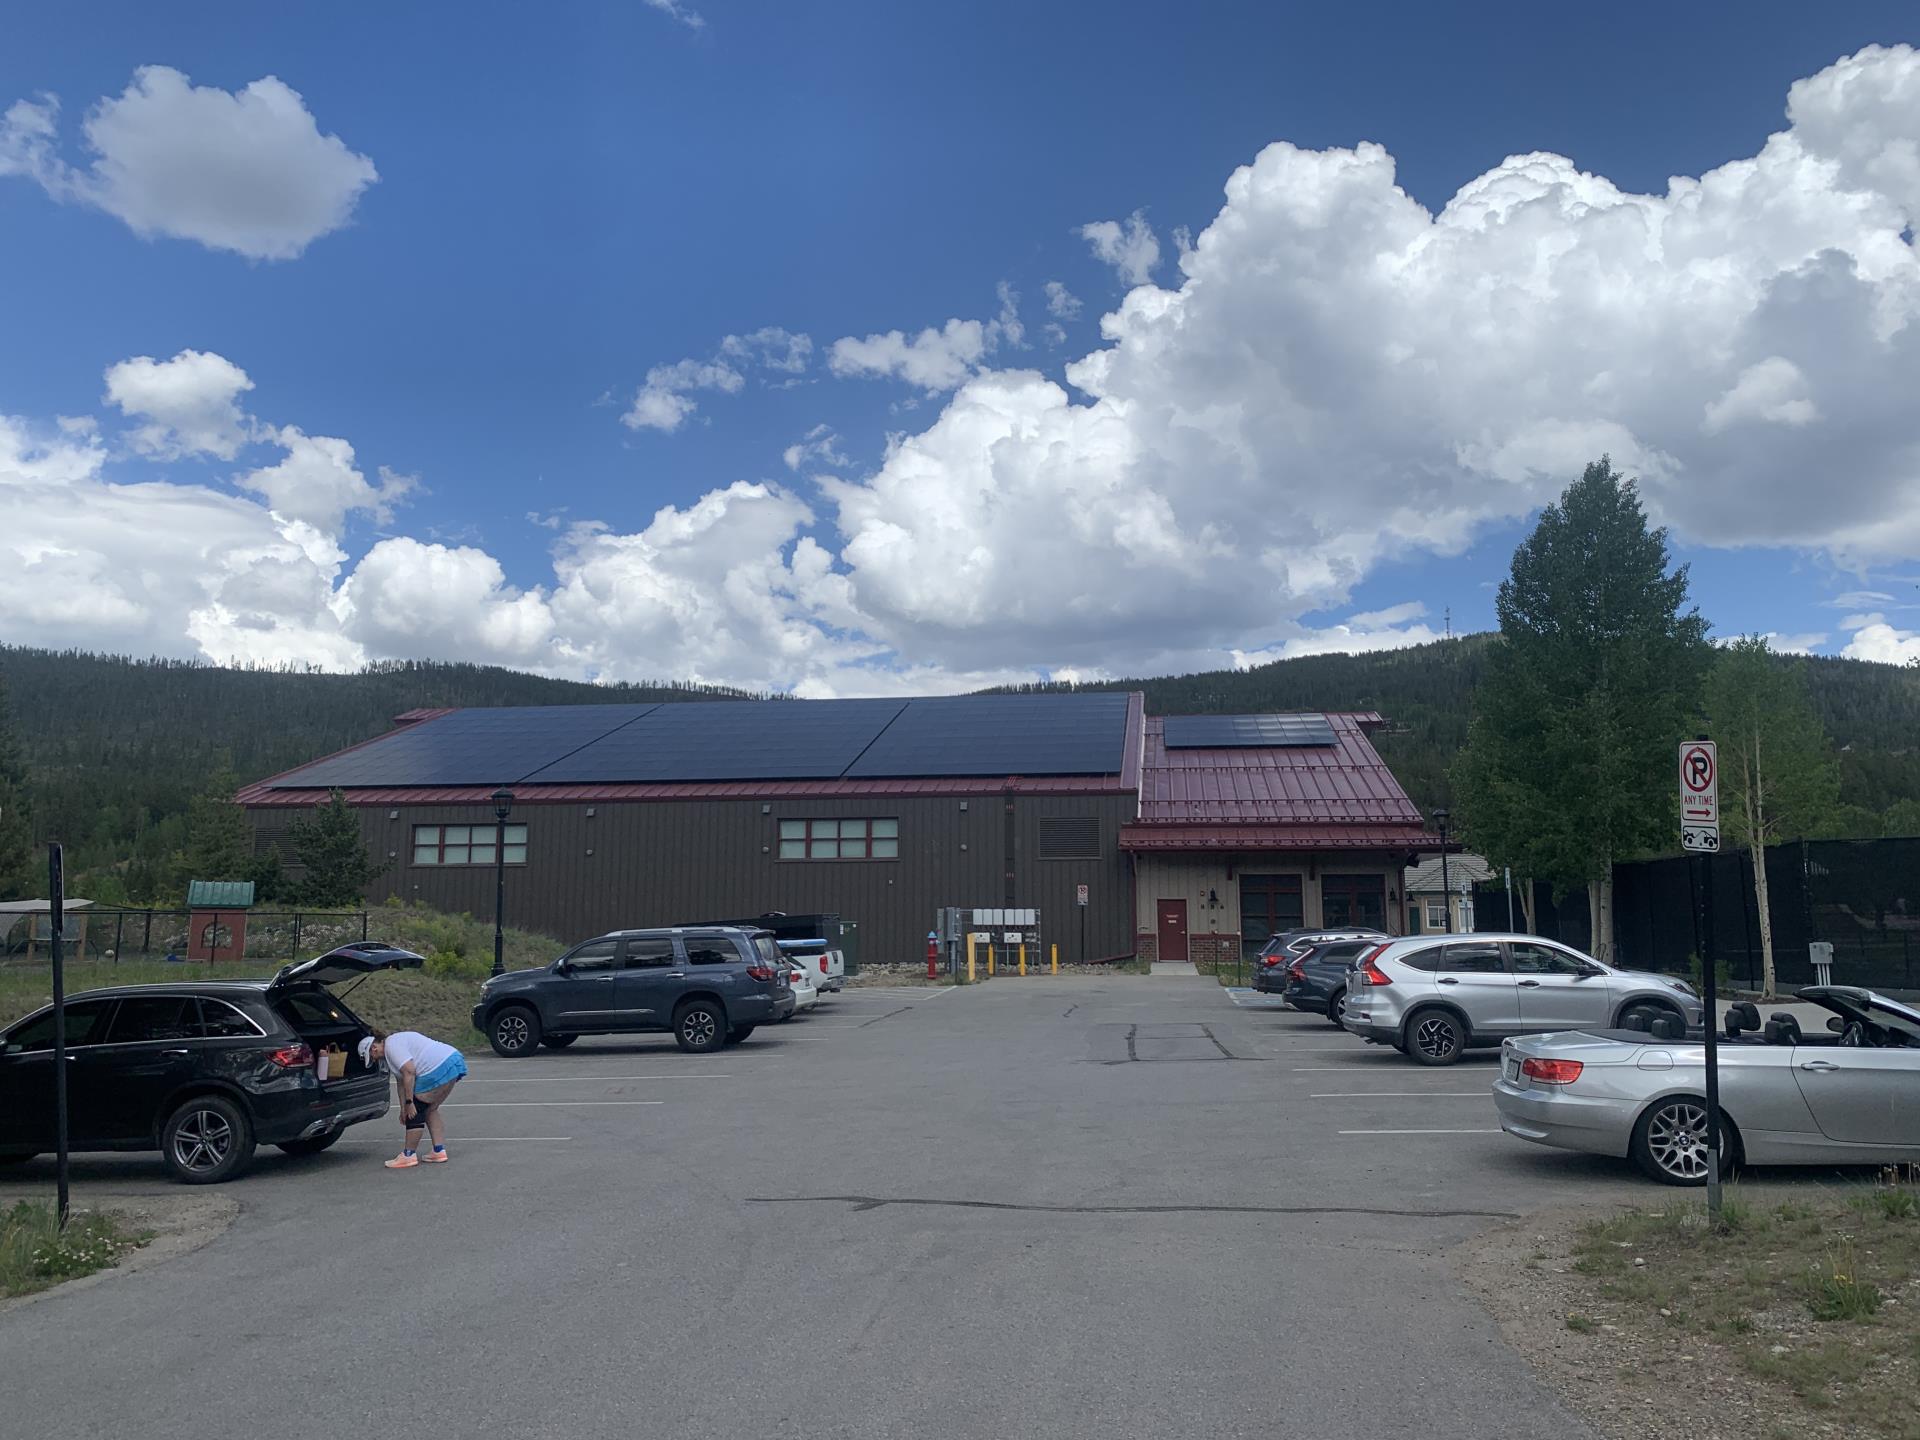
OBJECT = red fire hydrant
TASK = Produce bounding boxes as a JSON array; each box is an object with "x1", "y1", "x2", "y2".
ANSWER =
[{"x1": 926, "y1": 931, "x2": 940, "y2": 980}]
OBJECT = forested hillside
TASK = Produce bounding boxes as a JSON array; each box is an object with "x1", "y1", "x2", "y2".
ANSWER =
[{"x1": 3, "y1": 639, "x2": 1916, "y2": 903}]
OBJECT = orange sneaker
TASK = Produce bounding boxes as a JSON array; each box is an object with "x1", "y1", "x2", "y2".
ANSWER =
[
  {"x1": 421, "y1": 1149, "x2": 449, "y2": 1163},
  {"x1": 384, "y1": 1152, "x2": 420, "y2": 1169}
]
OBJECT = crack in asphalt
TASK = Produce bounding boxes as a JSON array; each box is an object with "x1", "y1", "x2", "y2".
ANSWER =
[
  {"x1": 859, "y1": 1006, "x2": 912, "y2": 1028},
  {"x1": 748, "y1": 1196, "x2": 1520, "y2": 1219}
]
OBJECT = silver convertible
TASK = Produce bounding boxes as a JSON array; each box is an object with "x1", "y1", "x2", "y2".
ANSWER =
[{"x1": 1492, "y1": 987, "x2": 1920, "y2": 1185}]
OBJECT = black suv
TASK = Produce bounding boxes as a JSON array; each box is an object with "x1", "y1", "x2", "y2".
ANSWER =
[
  {"x1": 0, "y1": 943, "x2": 416, "y2": 1184},
  {"x1": 473, "y1": 926, "x2": 796, "y2": 1058}
]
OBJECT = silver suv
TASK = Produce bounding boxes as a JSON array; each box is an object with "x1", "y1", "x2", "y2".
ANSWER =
[{"x1": 1340, "y1": 933, "x2": 1703, "y2": 1065}]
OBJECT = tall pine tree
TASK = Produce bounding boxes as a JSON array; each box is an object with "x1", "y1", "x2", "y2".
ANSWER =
[
  {"x1": 1705, "y1": 636, "x2": 1840, "y2": 995},
  {"x1": 1452, "y1": 459, "x2": 1710, "y2": 961},
  {"x1": 288, "y1": 789, "x2": 382, "y2": 907}
]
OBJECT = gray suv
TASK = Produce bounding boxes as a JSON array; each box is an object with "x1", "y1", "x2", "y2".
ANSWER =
[
  {"x1": 1340, "y1": 933, "x2": 1703, "y2": 1065},
  {"x1": 473, "y1": 927, "x2": 795, "y2": 1057}
]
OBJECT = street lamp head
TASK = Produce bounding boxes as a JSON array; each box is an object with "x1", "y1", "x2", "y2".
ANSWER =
[
  {"x1": 1432, "y1": 807, "x2": 1450, "y2": 832},
  {"x1": 492, "y1": 787, "x2": 514, "y2": 821}
]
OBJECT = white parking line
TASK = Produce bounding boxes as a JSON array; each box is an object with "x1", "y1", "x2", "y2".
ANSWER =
[
  {"x1": 446, "y1": 1100, "x2": 666, "y2": 1107},
  {"x1": 1311, "y1": 1092, "x2": 1487, "y2": 1098},
  {"x1": 452, "y1": 1136, "x2": 574, "y2": 1141},
  {"x1": 459, "y1": 1075, "x2": 731, "y2": 1083},
  {"x1": 1338, "y1": 1128, "x2": 1502, "y2": 1136}
]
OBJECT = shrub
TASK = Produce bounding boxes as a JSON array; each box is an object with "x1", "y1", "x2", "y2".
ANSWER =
[{"x1": 424, "y1": 949, "x2": 491, "y2": 982}]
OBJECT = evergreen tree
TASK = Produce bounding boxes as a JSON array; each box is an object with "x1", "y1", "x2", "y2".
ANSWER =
[
  {"x1": 0, "y1": 672, "x2": 35, "y2": 899},
  {"x1": 173, "y1": 768, "x2": 255, "y2": 901},
  {"x1": 288, "y1": 789, "x2": 381, "y2": 907},
  {"x1": 1706, "y1": 637, "x2": 1840, "y2": 996},
  {"x1": 1451, "y1": 459, "x2": 1710, "y2": 962},
  {"x1": 1884, "y1": 797, "x2": 1920, "y2": 838}
]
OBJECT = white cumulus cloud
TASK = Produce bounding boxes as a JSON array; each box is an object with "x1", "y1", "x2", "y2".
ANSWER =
[
  {"x1": 103, "y1": 349, "x2": 255, "y2": 459},
  {"x1": 0, "y1": 66, "x2": 376, "y2": 260},
  {"x1": 1079, "y1": 210, "x2": 1160, "y2": 285},
  {"x1": 237, "y1": 427, "x2": 414, "y2": 533}
]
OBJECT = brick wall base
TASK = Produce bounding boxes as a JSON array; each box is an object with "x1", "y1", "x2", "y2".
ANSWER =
[
  {"x1": 1135, "y1": 932, "x2": 1158, "y2": 962},
  {"x1": 1189, "y1": 933, "x2": 1241, "y2": 968}
]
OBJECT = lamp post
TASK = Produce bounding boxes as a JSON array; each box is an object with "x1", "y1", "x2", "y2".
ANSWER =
[
  {"x1": 490, "y1": 788, "x2": 514, "y2": 977},
  {"x1": 1433, "y1": 808, "x2": 1452, "y2": 933}
]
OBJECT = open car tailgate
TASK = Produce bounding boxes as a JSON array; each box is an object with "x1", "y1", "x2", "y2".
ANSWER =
[{"x1": 269, "y1": 941, "x2": 426, "y2": 994}]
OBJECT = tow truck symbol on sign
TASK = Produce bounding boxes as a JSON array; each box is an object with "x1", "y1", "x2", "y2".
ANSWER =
[
  {"x1": 1679, "y1": 741, "x2": 1719, "y2": 854},
  {"x1": 1682, "y1": 826, "x2": 1720, "y2": 854}
]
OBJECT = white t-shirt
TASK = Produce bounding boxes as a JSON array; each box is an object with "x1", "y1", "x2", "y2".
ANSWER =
[{"x1": 382, "y1": 1031, "x2": 458, "y2": 1081}]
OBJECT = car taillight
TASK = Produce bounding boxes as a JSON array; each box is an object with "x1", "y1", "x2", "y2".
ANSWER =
[
  {"x1": 820, "y1": 957, "x2": 829, "y2": 973},
  {"x1": 1261, "y1": 954, "x2": 1283, "y2": 967},
  {"x1": 1287, "y1": 958, "x2": 1307, "y2": 982},
  {"x1": 1358, "y1": 945, "x2": 1393, "y2": 987},
  {"x1": 746, "y1": 965, "x2": 775, "y2": 982},
  {"x1": 1521, "y1": 1058, "x2": 1584, "y2": 1084},
  {"x1": 269, "y1": 1043, "x2": 314, "y2": 1069}
]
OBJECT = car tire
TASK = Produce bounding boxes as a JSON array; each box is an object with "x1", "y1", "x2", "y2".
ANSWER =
[
  {"x1": 488, "y1": 1005, "x2": 541, "y2": 1058},
  {"x1": 162, "y1": 1094, "x2": 255, "y2": 1185},
  {"x1": 539, "y1": 1033, "x2": 578, "y2": 1049},
  {"x1": 1405, "y1": 1008, "x2": 1466, "y2": 1066},
  {"x1": 674, "y1": 999, "x2": 727, "y2": 1054},
  {"x1": 1630, "y1": 1095, "x2": 1738, "y2": 1186},
  {"x1": 276, "y1": 1131, "x2": 343, "y2": 1157},
  {"x1": 1326, "y1": 988, "x2": 1348, "y2": 1030},
  {"x1": 1618, "y1": 1001, "x2": 1679, "y2": 1033},
  {"x1": 729, "y1": 1024, "x2": 756, "y2": 1043}
]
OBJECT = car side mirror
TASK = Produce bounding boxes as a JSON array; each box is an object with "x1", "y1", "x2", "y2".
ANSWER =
[
  {"x1": 553, "y1": 960, "x2": 570, "y2": 976},
  {"x1": 1828, "y1": 1016, "x2": 1845, "y2": 1034}
]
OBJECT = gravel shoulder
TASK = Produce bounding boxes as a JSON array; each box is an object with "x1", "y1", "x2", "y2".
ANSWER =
[{"x1": 0, "y1": 1190, "x2": 238, "y2": 1316}]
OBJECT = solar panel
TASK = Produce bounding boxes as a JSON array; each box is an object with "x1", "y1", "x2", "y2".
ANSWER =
[
  {"x1": 267, "y1": 705, "x2": 659, "y2": 788},
  {"x1": 845, "y1": 692, "x2": 1130, "y2": 777},
  {"x1": 523, "y1": 699, "x2": 909, "y2": 782},
  {"x1": 1162, "y1": 713, "x2": 1337, "y2": 749}
]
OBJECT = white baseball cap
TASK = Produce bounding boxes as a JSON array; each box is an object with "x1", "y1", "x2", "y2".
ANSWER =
[{"x1": 357, "y1": 1035, "x2": 377, "y2": 1067}]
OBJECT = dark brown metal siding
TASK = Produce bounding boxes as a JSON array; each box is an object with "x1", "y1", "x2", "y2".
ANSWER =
[{"x1": 252, "y1": 791, "x2": 1135, "y2": 963}]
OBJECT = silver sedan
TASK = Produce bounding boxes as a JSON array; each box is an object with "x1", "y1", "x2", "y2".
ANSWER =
[{"x1": 1492, "y1": 987, "x2": 1920, "y2": 1184}]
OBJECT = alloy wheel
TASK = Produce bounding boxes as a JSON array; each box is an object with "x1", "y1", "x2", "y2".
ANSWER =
[
  {"x1": 496, "y1": 1013, "x2": 531, "y2": 1052},
  {"x1": 682, "y1": 1009, "x2": 718, "y2": 1046},
  {"x1": 1414, "y1": 1015, "x2": 1458, "y2": 1061},
  {"x1": 171, "y1": 1109, "x2": 233, "y2": 1174},
  {"x1": 1330, "y1": 991, "x2": 1346, "y2": 1023},
  {"x1": 1647, "y1": 1102, "x2": 1713, "y2": 1181}
]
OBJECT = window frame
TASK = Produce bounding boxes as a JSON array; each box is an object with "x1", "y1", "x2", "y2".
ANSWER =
[
  {"x1": 618, "y1": 937, "x2": 678, "y2": 970},
  {"x1": 776, "y1": 817, "x2": 899, "y2": 862},
  {"x1": 411, "y1": 821, "x2": 530, "y2": 868},
  {"x1": 6, "y1": 999, "x2": 117, "y2": 1051},
  {"x1": 558, "y1": 937, "x2": 620, "y2": 973},
  {"x1": 102, "y1": 994, "x2": 203, "y2": 1046}
]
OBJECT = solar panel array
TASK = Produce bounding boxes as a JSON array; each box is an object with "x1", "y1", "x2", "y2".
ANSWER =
[
  {"x1": 1162, "y1": 713, "x2": 1337, "y2": 749},
  {"x1": 268, "y1": 692, "x2": 1133, "y2": 788},
  {"x1": 845, "y1": 692, "x2": 1131, "y2": 778},
  {"x1": 267, "y1": 704, "x2": 660, "y2": 788},
  {"x1": 522, "y1": 698, "x2": 910, "y2": 782}
]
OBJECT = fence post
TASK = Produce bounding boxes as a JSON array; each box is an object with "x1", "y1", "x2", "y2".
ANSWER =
[
  {"x1": 143, "y1": 909, "x2": 153, "y2": 957},
  {"x1": 114, "y1": 912, "x2": 125, "y2": 964},
  {"x1": 362, "y1": 912, "x2": 369, "y2": 942},
  {"x1": 292, "y1": 912, "x2": 302, "y2": 960}
]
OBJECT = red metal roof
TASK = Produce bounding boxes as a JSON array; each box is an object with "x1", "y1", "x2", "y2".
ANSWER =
[
  {"x1": 1121, "y1": 712, "x2": 1428, "y2": 851},
  {"x1": 1120, "y1": 823, "x2": 1430, "y2": 851}
]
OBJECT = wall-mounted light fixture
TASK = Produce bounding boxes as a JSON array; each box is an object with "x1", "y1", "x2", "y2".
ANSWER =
[
  {"x1": 586, "y1": 806, "x2": 596, "y2": 819},
  {"x1": 388, "y1": 809, "x2": 399, "y2": 820},
  {"x1": 762, "y1": 803, "x2": 771, "y2": 815}
]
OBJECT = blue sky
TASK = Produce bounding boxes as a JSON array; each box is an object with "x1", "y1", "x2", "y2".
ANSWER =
[{"x1": 2, "y1": 3, "x2": 1918, "y2": 691}]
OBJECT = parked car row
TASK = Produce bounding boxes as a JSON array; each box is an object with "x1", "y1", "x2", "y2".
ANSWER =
[{"x1": 1262, "y1": 928, "x2": 1920, "y2": 1185}]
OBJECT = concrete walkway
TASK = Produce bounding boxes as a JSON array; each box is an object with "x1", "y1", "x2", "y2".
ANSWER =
[{"x1": 1149, "y1": 960, "x2": 1200, "y2": 976}]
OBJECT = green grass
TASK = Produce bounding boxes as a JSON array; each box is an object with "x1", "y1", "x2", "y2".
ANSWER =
[
  {"x1": 1565, "y1": 1313, "x2": 1598, "y2": 1334},
  {"x1": 0, "y1": 1200, "x2": 147, "y2": 1298},
  {"x1": 1558, "y1": 1182, "x2": 1920, "y2": 1437}
]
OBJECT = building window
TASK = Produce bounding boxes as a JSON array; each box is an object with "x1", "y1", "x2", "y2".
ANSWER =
[
  {"x1": 778, "y1": 818, "x2": 898, "y2": 861},
  {"x1": 1240, "y1": 874, "x2": 1305, "y2": 961},
  {"x1": 1038, "y1": 816, "x2": 1101, "y2": 860},
  {"x1": 1322, "y1": 874, "x2": 1387, "y2": 930},
  {"x1": 412, "y1": 823, "x2": 528, "y2": 866},
  {"x1": 1424, "y1": 900, "x2": 1447, "y2": 931}
]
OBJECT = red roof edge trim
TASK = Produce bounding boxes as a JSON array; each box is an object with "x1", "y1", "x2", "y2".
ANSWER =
[{"x1": 393, "y1": 707, "x2": 454, "y2": 725}]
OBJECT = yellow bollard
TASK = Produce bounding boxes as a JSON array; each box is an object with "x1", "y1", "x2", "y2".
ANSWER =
[
  {"x1": 1019, "y1": 943, "x2": 1027, "y2": 977},
  {"x1": 967, "y1": 934, "x2": 977, "y2": 984},
  {"x1": 1051, "y1": 942, "x2": 1058, "y2": 975},
  {"x1": 988, "y1": 945, "x2": 996, "y2": 976}
]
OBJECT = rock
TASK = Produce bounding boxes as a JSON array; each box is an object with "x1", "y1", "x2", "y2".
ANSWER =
[
  {"x1": 1659, "y1": 1308, "x2": 1672, "y2": 1316},
  {"x1": 1633, "y1": 1257, "x2": 1647, "y2": 1267}
]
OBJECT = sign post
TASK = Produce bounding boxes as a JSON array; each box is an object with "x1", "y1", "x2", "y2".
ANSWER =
[
  {"x1": 1679, "y1": 739, "x2": 1722, "y2": 1219},
  {"x1": 1076, "y1": 884, "x2": 1088, "y2": 963},
  {"x1": 48, "y1": 843, "x2": 71, "y2": 1227}
]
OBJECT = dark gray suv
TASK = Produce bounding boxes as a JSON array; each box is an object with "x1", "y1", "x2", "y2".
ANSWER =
[{"x1": 472, "y1": 927, "x2": 795, "y2": 1058}]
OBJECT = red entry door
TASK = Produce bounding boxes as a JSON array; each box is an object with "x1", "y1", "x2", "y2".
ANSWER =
[{"x1": 1156, "y1": 900, "x2": 1189, "y2": 963}]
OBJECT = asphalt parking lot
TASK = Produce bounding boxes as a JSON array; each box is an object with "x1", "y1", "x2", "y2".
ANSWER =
[{"x1": 0, "y1": 976, "x2": 1655, "y2": 1440}]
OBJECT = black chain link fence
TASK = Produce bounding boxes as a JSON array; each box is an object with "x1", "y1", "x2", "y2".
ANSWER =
[{"x1": 1, "y1": 909, "x2": 374, "y2": 965}]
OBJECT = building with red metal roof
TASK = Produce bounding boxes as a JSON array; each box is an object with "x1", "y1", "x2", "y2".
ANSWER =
[{"x1": 1122, "y1": 713, "x2": 1431, "y2": 966}]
